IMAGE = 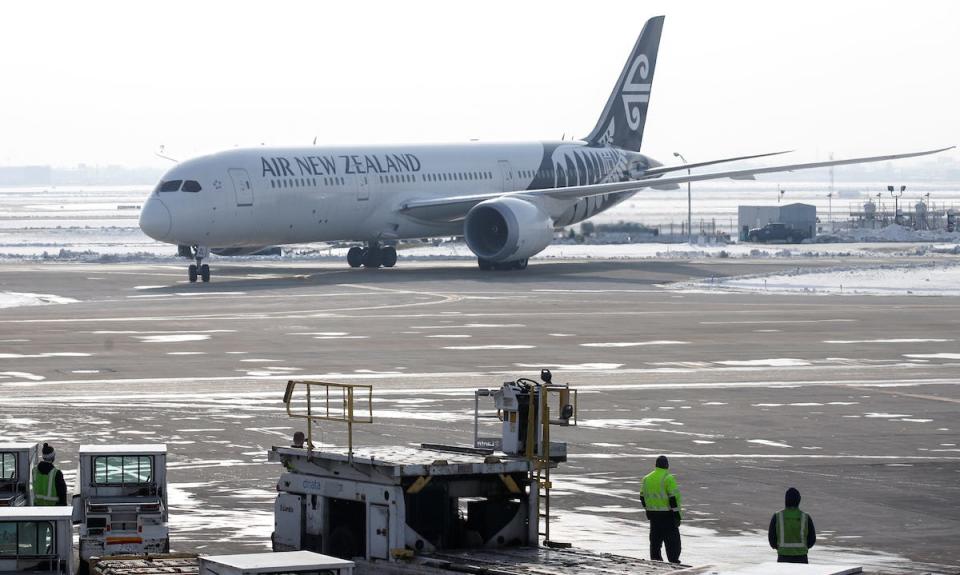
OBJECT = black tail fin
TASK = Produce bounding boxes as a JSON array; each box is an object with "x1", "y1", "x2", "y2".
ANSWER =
[{"x1": 584, "y1": 16, "x2": 664, "y2": 152}]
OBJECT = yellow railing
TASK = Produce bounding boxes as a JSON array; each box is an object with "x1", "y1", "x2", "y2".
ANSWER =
[{"x1": 282, "y1": 380, "x2": 373, "y2": 459}]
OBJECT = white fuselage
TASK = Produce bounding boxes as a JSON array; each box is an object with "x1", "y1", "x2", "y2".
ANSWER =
[{"x1": 139, "y1": 140, "x2": 653, "y2": 249}]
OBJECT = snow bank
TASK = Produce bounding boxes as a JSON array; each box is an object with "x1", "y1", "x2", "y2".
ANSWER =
[
  {"x1": 0, "y1": 292, "x2": 79, "y2": 309},
  {"x1": 679, "y1": 262, "x2": 960, "y2": 296},
  {"x1": 829, "y1": 223, "x2": 960, "y2": 243}
]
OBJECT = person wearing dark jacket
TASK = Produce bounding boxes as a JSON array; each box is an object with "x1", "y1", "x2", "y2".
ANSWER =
[
  {"x1": 768, "y1": 487, "x2": 816, "y2": 563},
  {"x1": 33, "y1": 443, "x2": 67, "y2": 506}
]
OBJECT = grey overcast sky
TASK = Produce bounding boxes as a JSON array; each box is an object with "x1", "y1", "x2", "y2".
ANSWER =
[{"x1": 1, "y1": 0, "x2": 958, "y2": 168}]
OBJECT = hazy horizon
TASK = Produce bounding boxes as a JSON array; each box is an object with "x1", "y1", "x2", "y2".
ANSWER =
[{"x1": 2, "y1": 0, "x2": 958, "y2": 169}]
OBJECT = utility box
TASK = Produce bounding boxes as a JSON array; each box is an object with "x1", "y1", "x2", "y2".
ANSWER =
[
  {"x1": 0, "y1": 443, "x2": 40, "y2": 507},
  {"x1": 200, "y1": 551, "x2": 354, "y2": 575},
  {"x1": 0, "y1": 506, "x2": 74, "y2": 574},
  {"x1": 74, "y1": 444, "x2": 169, "y2": 563}
]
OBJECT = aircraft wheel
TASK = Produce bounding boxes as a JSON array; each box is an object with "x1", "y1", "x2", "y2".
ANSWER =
[
  {"x1": 381, "y1": 246, "x2": 397, "y2": 268},
  {"x1": 200, "y1": 264, "x2": 210, "y2": 283},
  {"x1": 363, "y1": 248, "x2": 382, "y2": 268},
  {"x1": 188, "y1": 264, "x2": 198, "y2": 283},
  {"x1": 513, "y1": 258, "x2": 528, "y2": 270},
  {"x1": 347, "y1": 247, "x2": 363, "y2": 268},
  {"x1": 478, "y1": 258, "x2": 494, "y2": 271}
]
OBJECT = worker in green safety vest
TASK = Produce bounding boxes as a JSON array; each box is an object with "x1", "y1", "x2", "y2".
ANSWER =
[
  {"x1": 639, "y1": 455, "x2": 682, "y2": 564},
  {"x1": 33, "y1": 443, "x2": 67, "y2": 506},
  {"x1": 768, "y1": 487, "x2": 816, "y2": 563}
]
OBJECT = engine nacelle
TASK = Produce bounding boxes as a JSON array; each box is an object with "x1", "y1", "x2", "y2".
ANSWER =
[{"x1": 464, "y1": 197, "x2": 554, "y2": 262}]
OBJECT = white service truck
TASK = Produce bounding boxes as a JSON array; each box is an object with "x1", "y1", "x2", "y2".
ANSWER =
[
  {"x1": 74, "y1": 444, "x2": 169, "y2": 563},
  {"x1": 0, "y1": 443, "x2": 40, "y2": 507},
  {"x1": 0, "y1": 506, "x2": 74, "y2": 574}
]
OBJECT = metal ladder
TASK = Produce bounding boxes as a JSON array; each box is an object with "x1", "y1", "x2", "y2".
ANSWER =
[{"x1": 527, "y1": 384, "x2": 571, "y2": 549}]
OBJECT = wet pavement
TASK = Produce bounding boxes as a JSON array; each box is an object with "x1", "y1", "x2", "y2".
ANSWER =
[{"x1": 0, "y1": 258, "x2": 958, "y2": 573}]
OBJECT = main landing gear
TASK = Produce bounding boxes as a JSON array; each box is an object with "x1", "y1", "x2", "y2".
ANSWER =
[
  {"x1": 477, "y1": 257, "x2": 528, "y2": 271},
  {"x1": 347, "y1": 241, "x2": 397, "y2": 269},
  {"x1": 187, "y1": 245, "x2": 210, "y2": 283}
]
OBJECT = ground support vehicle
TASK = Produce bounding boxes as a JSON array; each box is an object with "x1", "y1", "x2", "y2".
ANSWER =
[
  {"x1": 746, "y1": 222, "x2": 806, "y2": 243},
  {"x1": 0, "y1": 506, "x2": 74, "y2": 574},
  {"x1": 74, "y1": 444, "x2": 169, "y2": 563},
  {"x1": 0, "y1": 444, "x2": 39, "y2": 507}
]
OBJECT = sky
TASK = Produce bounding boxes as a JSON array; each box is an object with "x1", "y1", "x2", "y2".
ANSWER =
[{"x1": 1, "y1": 0, "x2": 958, "y2": 168}]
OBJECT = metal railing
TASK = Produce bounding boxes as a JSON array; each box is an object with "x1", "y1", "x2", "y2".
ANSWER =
[{"x1": 282, "y1": 380, "x2": 373, "y2": 460}]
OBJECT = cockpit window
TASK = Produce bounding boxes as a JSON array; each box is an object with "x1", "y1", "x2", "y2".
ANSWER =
[
  {"x1": 159, "y1": 180, "x2": 183, "y2": 192},
  {"x1": 182, "y1": 180, "x2": 202, "y2": 193}
]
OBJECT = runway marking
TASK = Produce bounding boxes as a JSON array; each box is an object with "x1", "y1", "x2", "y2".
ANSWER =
[
  {"x1": 826, "y1": 338, "x2": 954, "y2": 344},
  {"x1": 581, "y1": 340, "x2": 688, "y2": 348},
  {"x1": 442, "y1": 345, "x2": 535, "y2": 350},
  {"x1": 904, "y1": 353, "x2": 960, "y2": 360},
  {"x1": 850, "y1": 386, "x2": 960, "y2": 405},
  {"x1": 0, "y1": 352, "x2": 91, "y2": 359},
  {"x1": 1, "y1": 287, "x2": 461, "y2": 323},
  {"x1": 700, "y1": 319, "x2": 857, "y2": 325},
  {"x1": 715, "y1": 358, "x2": 810, "y2": 367}
]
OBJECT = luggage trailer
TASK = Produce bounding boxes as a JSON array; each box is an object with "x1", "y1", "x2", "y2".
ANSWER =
[
  {"x1": 269, "y1": 373, "x2": 578, "y2": 566},
  {"x1": 74, "y1": 444, "x2": 169, "y2": 563},
  {"x1": 0, "y1": 443, "x2": 40, "y2": 507}
]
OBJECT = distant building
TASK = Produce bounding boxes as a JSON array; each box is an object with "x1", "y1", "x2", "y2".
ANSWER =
[
  {"x1": 0, "y1": 165, "x2": 51, "y2": 187},
  {"x1": 738, "y1": 203, "x2": 816, "y2": 240}
]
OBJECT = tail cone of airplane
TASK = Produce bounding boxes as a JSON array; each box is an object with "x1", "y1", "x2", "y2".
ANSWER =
[{"x1": 139, "y1": 197, "x2": 172, "y2": 241}]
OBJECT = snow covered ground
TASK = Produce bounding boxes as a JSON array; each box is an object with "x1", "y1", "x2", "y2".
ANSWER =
[
  {"x1": 0, "y1": 291, "x2": 79, "y2": 309},
  {"x1": 678, "y1": 262, "x2": 960, "y2": 296}
]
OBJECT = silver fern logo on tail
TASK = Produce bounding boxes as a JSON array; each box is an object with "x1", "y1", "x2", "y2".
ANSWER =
[
  {"x1": 584, "y1": 15, "x2": 664, "y2": 152},
  {"x1": 622, "y1": 54, "x2": 651, "y2": 131}
]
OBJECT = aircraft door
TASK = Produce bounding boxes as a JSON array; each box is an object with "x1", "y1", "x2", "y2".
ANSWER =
[
  {"x1": 229, "y1": 168, "x2": 254, "y2": 206},
  {"x1": 498, "y1": 160, "x2": 515, "y2": 193},
  {"x1": 356, "y1": 174, "x2": 373, "y2": 208}
]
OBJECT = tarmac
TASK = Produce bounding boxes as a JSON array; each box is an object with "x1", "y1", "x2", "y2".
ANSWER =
[{"x1": 0, "y1": 258, "x2": 958, "y2": 573}]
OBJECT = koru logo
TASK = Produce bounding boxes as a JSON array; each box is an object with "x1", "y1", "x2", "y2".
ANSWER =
[{"x1": 621, "y1": 53, "x2": 650, "y2": 131}]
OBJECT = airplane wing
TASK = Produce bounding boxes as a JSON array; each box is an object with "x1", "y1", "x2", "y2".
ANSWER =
[
  {"x1": 400, "y1": 146, "x2": 954, "y2": 222},
  {"x1": 634, "y1": 150, "x2": 793, "y2": 179}
]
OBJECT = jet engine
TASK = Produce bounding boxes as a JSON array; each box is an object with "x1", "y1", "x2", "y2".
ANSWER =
[{"x1": 464, "y1": 197, "x2": 554, "y2": 264}]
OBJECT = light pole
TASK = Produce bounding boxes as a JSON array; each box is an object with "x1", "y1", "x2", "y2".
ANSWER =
[
  {"x1": 674, "y1": 152, "x2": 692, "y2": 243},
  {"x1": 888, "y1": 184, "x2": 905, "y2": 225},
  {"x1": 826, "y1": 192, "x2": 833, "y2": 232}
]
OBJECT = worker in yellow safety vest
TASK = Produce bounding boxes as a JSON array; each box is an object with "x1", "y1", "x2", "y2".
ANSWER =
[
  {"x1": 768, "y1": 487, "x2": 816, "y2": 563},
  {"x1": 639, "y1": 455, "x2": 682, "y2": 564},
  {"x1": 33, "y1": 443, "x2": 67, "y2": 506}
]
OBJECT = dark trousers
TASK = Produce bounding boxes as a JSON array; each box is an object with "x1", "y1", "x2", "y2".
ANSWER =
[
  {"x1": 778, "y1": 555, "x2": 808, "y2": 564},
  {"x1": 648, "y1": 512, "x2": 681, "y2": 563}
]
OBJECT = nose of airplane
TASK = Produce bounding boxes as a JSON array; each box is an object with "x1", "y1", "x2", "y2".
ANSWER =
[{"x1": 139, "y1": 197, "x2": 172, "y2": 241}]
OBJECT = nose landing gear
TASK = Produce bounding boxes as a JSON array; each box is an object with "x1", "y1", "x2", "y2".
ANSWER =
[
  {"x1": 187, "y1": 246, "x2": 210, "y2": 283},
  {"x1": 347, "y1": 242, "x2": 397, "y2": 269}
]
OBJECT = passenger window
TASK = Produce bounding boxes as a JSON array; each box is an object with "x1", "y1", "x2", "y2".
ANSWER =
[
  {"x1": 182, "y1": 180, "x2": 202, "y2": 193},
  {"x1": 0, "y1": 522, "x2": 14, "y2": 555},
  {"x1": 159, "y1": 180, "x2": 182, "y2": 192}
]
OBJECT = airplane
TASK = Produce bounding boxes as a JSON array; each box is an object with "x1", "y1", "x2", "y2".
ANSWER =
[{"x1": 138, "y1": 15, "x2": 952, "y2": 283}]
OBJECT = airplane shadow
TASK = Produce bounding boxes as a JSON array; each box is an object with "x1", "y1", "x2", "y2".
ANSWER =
[{"x1": 135, "y1": 258, "x2": 747, "y2": 295}]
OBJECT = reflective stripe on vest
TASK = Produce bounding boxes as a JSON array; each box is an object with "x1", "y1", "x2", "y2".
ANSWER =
[
  {"x1": 776, "y1": 509, "x2": 809, "y2": 556},
  {"x1": 641, "y1": 469, "x2": 678, "y2": 512},
  {"x1": 33, "y1": 467, "x2": 59, "y2": 505}
]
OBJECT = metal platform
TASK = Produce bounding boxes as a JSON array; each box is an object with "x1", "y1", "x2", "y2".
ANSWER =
[{"x1": 271, "y1": 445, "x2": 533, "y2": 477}]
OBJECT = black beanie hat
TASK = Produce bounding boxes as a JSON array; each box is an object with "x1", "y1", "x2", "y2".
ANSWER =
[
  {"x1": 656, "y1": 455, "x2": 669, "y2": 469},
  {"x1": 785, "y1": 487, "x2": 801, "y2": 507},
  {"x1": 41, "y1": 443, "x2": 55, "y2": 462}
]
